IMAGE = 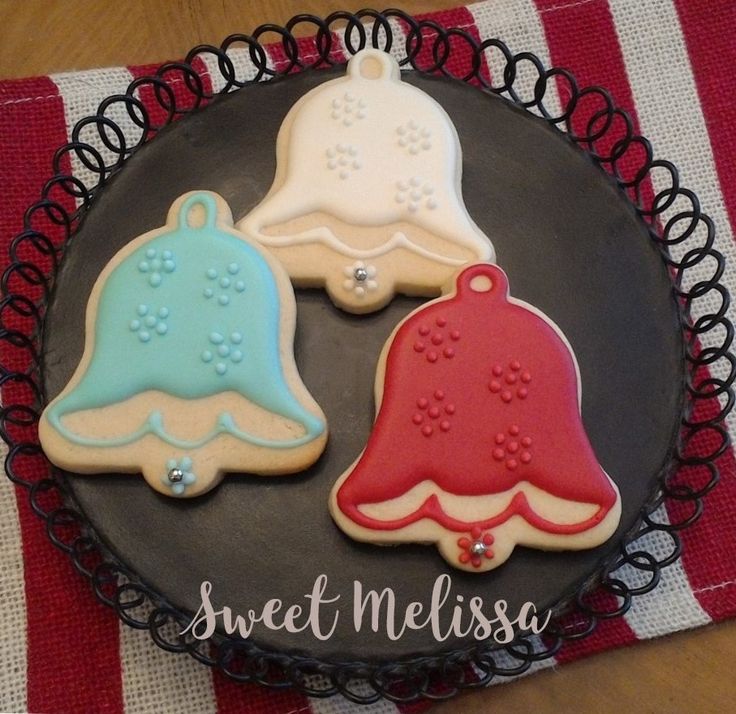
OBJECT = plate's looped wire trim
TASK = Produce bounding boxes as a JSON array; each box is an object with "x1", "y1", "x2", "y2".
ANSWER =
[{"x1": 1, "y1": 9, "x2": 733, "y2": 704}]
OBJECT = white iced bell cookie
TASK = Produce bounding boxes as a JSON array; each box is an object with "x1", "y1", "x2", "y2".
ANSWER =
[
  {"x1": 39, "y1": 191, "x2": 327, "y2": 498},
  {"x1": 237, "y1": 49, "x2": 495, "y2": 314}
]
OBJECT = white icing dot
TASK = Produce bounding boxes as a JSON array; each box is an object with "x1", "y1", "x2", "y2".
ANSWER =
[
  {"x1": 421, "y1": 128, "x2": 431, "y2": 137},
  {"x1": 327, "y1": 159, "x2": 337, "y2": 170},
  {"x1": 367, "y1": 280, "x2": 378, "y2": 291},
  {"x1": 344, "y1": 104, "x2": 353, "y2": 114},
  {"x1": 408, "y1": 203, "x2": 418, "y2": 213},
  {"x1": 397, "y1": 126, "x2": 406, "y2": 135},
  {"x1": 366, "y1": 265, "x2": 377, "y2": 278},
  {"x1": 343, "y1": 118, "x2": 353, "y2": 126},
  {"x1": 421, "y1": 141, "x2": 431, "y2": 150},
  {"x1": 326, "y1": 147, "x2": 336, "y2": 158},
  {"x1": 409, "y1": 132, "x2": 419, "y2": 142},
  {"x1": 427, "y1": 198, "x2": 438, "y2": 209},
  {"x1": 343, "y1": 266, "x2": 354, "y2": 277},
  {"x1": 338, "y1": 156, "x2": 348, "y2": 166},
  {"x1": 409, "y1": 146, "x2": 419, "y2": 154},
  {"x1": 410, "y1": 190, "x2": 422, "y2": 201},
  {"x1": 339, "y1": 170, "x2": 349, "y2": 180},
  {"x1": 356, "y1": 110, "x2": 366, "y2": 119},
  {"x1": 410, "y1": 176, "x2": 421, "y2": 187},
  {"x1": 423, "y1": 184, "x2": 434, "y2": 195},
  {"x1": 348, "y1": 146, "x2": 358, "y2": 156},
  {"x1": 354, "y1": 286, "x2": 366, "y2": 297},
  {"x1": 395, "y1": 193, "x2": 405, "y2": 204},
  {"x1": 352, "y1": 160, "x2": 362, "y2": 169},
  {"x1": 343, "y1": 278, "x2": 354, "y2": 291},
  {"x1": 345, "y1": 92, "x2": 355, "y2": 101},
  {"x1": 398, "y1": 137, "x2": 408, "y2": 147},
  {"x1": 332, "y1": 98, "x2": 342, "y2": 108},
  {"x1": 409, "y1": 120, "x2": 418, "y2": 130},
  {"x1": 397, "y1": 180, "x2": 409, "y2": 191},
  {"x1": 331, "y1": 110, "x2": 340, "y2": 119}
]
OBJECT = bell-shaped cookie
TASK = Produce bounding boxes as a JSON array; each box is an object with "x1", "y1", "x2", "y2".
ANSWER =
[
  {"x1": 330, "y1": 263, "x2": 620, "y2": 571},
  {"x1": 237, "y1": 49, "x2": 494, "y2": 314},
  {"x1": 40, "y1": 191, "x2": 327, "y2": 497}
]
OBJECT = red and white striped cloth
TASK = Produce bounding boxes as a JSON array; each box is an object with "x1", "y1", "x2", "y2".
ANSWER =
[{"x1": 2, "y1": 1, "x2": 736, "y2": 712}]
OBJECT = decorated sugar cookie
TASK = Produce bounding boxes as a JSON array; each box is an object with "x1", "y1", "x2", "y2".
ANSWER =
[
  {"x1": 40, "y1": 191, "x2": 327, "y2": 498},
  {"x1": 236, "y1": 49, "x2": 494, "y2": 314},
  {"x1": 329, "y1": 263, "x2": 621, "y2": 572}
]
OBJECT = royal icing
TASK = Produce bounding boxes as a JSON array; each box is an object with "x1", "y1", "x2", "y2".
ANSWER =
[
  {"x1": 236, "y1": 48, "x2": 494, "y2": 314},
  {"x1": 40, "y1": 191, "x2": 328, "y2": 498},
  {"x1": 329, "y1": 263, "x2": 621, "y2": 572}
]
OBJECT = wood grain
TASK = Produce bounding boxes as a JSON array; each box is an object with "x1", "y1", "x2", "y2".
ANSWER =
[{"x1": 1, "y1": 1, "x2": 734, "y2": 712}]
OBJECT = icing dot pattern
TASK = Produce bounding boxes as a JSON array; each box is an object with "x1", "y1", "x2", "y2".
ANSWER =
[
  {"x1": 342, "y1": 260, "x2": 378, "y2": 297},
  {"x1": 326, "y1": 144, "x2": 362, "y2": 179},
  {"x1": 330, "y1": 92, "x2": 367, "y2": 126},
  {"x1": 129, "y1": 305, "x2": 169, "y2": 343},
  {"x1": 395, "y1": 176, "x2": 438, "y2": 212},
  {"x1": 137, "y1": 247, "x2": 176, "y2": 288},
  {"x1": 492, "y1": 424, "x2": 533, "y2": 471},
  {"x1": 488, "y1": 361, "x2": 532, "y2": 403},
  {"x1": 412, "y1": 389, "x2": 456, "y2": 437},
  {"x1": 413, "y1": 316, "x2": 460, "y2": 362},
  {"x1": 397, "y1": 120, "x2": 432, "y2": 154},
  {"x1": 201, "y1": 330, "x2": 245, "y2": 376},
  {"x1": 457, "y1": 526, "x2": 494, "y2": 567},
  {"x1": 204, "y1": 263, "x2": 245, "y2": 306}
]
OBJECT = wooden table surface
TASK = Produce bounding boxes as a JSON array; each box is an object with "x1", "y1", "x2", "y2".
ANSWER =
[{"x1": 2, "y1": 1, "x2": 734, "y2": 712}]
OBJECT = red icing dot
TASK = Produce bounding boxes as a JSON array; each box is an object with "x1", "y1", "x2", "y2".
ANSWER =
[
  {"x1": 484, "y1": 550, "x2": 494, "y2": 560},
  {"x1": 489, "y1": 380, "x2": 501, "y2": 393},
  {"x1": 458, "y1": 537, "x2": 471, "y2": 548},
  {"x1": 520, "y1": 451, "x2": 532, "y2": 464},
  {"x1": 431, "y1": 333, "x2": 443, "y2": 345},
  {"x1": 459, "y1": 552, "x2": 470, "y2": 564},
  {"x1": 510, "y1": 360, "x2": 521, "y2": 371},
  {"x1": 450, "y1": 330, "x2": 461, "y2": 341},
  {"x1": 521, "y1": 436, "x2": 532, "y2": 447},
  {"x1": 434, "y1": 389, "x2": 445, "y2": 400},
  {"x1": 422, "y1": 425, "x2": 433, "y2": 437},
  {"x1": 507, "y1": 441, "x2": 519, "y2": 454},
  {"x1": 440, "y1": 420, "x2": 451, "y2": 432},
  {"x1": 482, "y1": 533, "x2": 494, "y2": 545},
  {"x1": 428, "y1": 406, "x2": 440, "y2": 419},
  {"x1": 471, "y1": 526, "x2": 482, "y2": 539},
  {"x1": 472, "y1": 557, "x2": 481, "y2": 568},
  {"x1": 445, "y1": 404, "x2": 456, "y2": 415},
  {"x1": 435, "y1": 317, "x2": 447, "y2": 327},
  {"x1": 518, "y1": 387, "x2": 528, "y2": 399},
  {"x1": 417, "y1": 397, "x2": 429, "y2": 409},
  {"x1": 419, "y1": 325, "x2": 430, "y2": 336},
  {"x1": 521, "y1": 371, "x2": 532, "y2": 383},
  {"x1": 443, "y1": 347, "x2": 455, "y2": 358},
  {"x1": 509, "y1": 425, "x2": 520, "y2": 436},
  {"x1": 505, "y1": 373, "x2": 518, "y2": 385},
  {"x1": 506, "y1": 459, "x2": 518, "y2": 470},
  {"x1": 495, "y1": 433, "x2": 506, "y2": 445},
  {"x1": 492, "y1": 365, "x2": 503, "y2": 377},
  {"x1": 427, "y1": 351, "x2": 438, "y2": 363},
  {"x1": 501, "y1": 390, "x2": 513, "y2": 403},
  {"x1": 413, "y1": 341, "x2": 425, "y2": 353},
  {"x1": 412, "y1": 413, "x2": 423, "y2": 425},
  {"x1": 492, "y1": 448, "x2": 505, "y2": 460}
]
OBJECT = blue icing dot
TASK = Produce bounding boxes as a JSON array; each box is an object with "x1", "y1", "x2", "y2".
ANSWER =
[
  {"x1": 203, "y1": 288, "x2": 213, "y2": 299},
  {"x1": 181, "y1": 456, "x2": 193, "y2": 470},
  {"x1": 163, "y1": 260, "x2": 176, "y2": 273},
  {"x1": 158, "y1": 307, "x2": 169, "y2": 318},
  {"x1": 231, "y1": 350, "x2": 243, "y2": 363},
  {"x1": 151, "y1": 258, "x2": 162, "y2": 271},
  {"x1": 138, "y1": 261, "x2": 149, "y2": 273},
  {"x1": 230, "y1": 332, "x2": 242, "y2": 344},
  {"x1": 172, "y1": 483, "x2": 185, "y2": 495},
  {"x1": 144, "y1": 315, "x2": 157, "y2": 328},
  {"x1": 235, "y1": 281, "x2": 245, "y2": 292},
  {"x1": 218, "y1": 344, "x2": 230, "y2": 357},
  {"x1": 206, "y1": 268, "x2": 217, "y2": 279},
  {"x1": 130, "y1": 319, "x2": 140, "y2": 331},
  {"x1": 228, "y1": 263, "x2": 239, "y2": 275},
  {"x1": 201, "y1": 350, "x2": 213, "y2": 363},
  {"x1": 218, "y1": 295, "x2": 230, "y2": 306},
  {"x1": 146, "y1": 248, "x2": 156, "y2": 259},
  {"x1": 149, "y1": 273, "x2": 162, "y2": 287},
  {"x1": 166, "y1": 458, "x2": 177, "y2": 470},
  {"x1": 137, "y1": 305, "x2": 148, "y2": 316},
  {"x1": 139, "y1": 331, "x2": 151, "y2": 343},
  {"x1": 209, "y1": 332, "x2": 224, "y2": 345},
  {"x1": 219, "y1": 277, "x2": 231, "y2": 288},
  {"x1": 156, "y1": 323, "x2": 168, "y2": 335},
  {"x1": 162, "y1": 250, "x2": 173, "y2": 260},
  {"x1": 215, "y1": 362, "x2": 227, "y2": 375}
]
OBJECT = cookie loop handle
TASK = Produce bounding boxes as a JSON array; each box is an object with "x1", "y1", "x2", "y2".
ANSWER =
[
  {"x1": 347, "y1": 48, "x2": 400, "y2": 82},
  {"x1": 454, "y1": 262, "x2": 509, "y2": 300},
  {"x1": 177, "y1": 192, "x2": 219, "y2": 231}
]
